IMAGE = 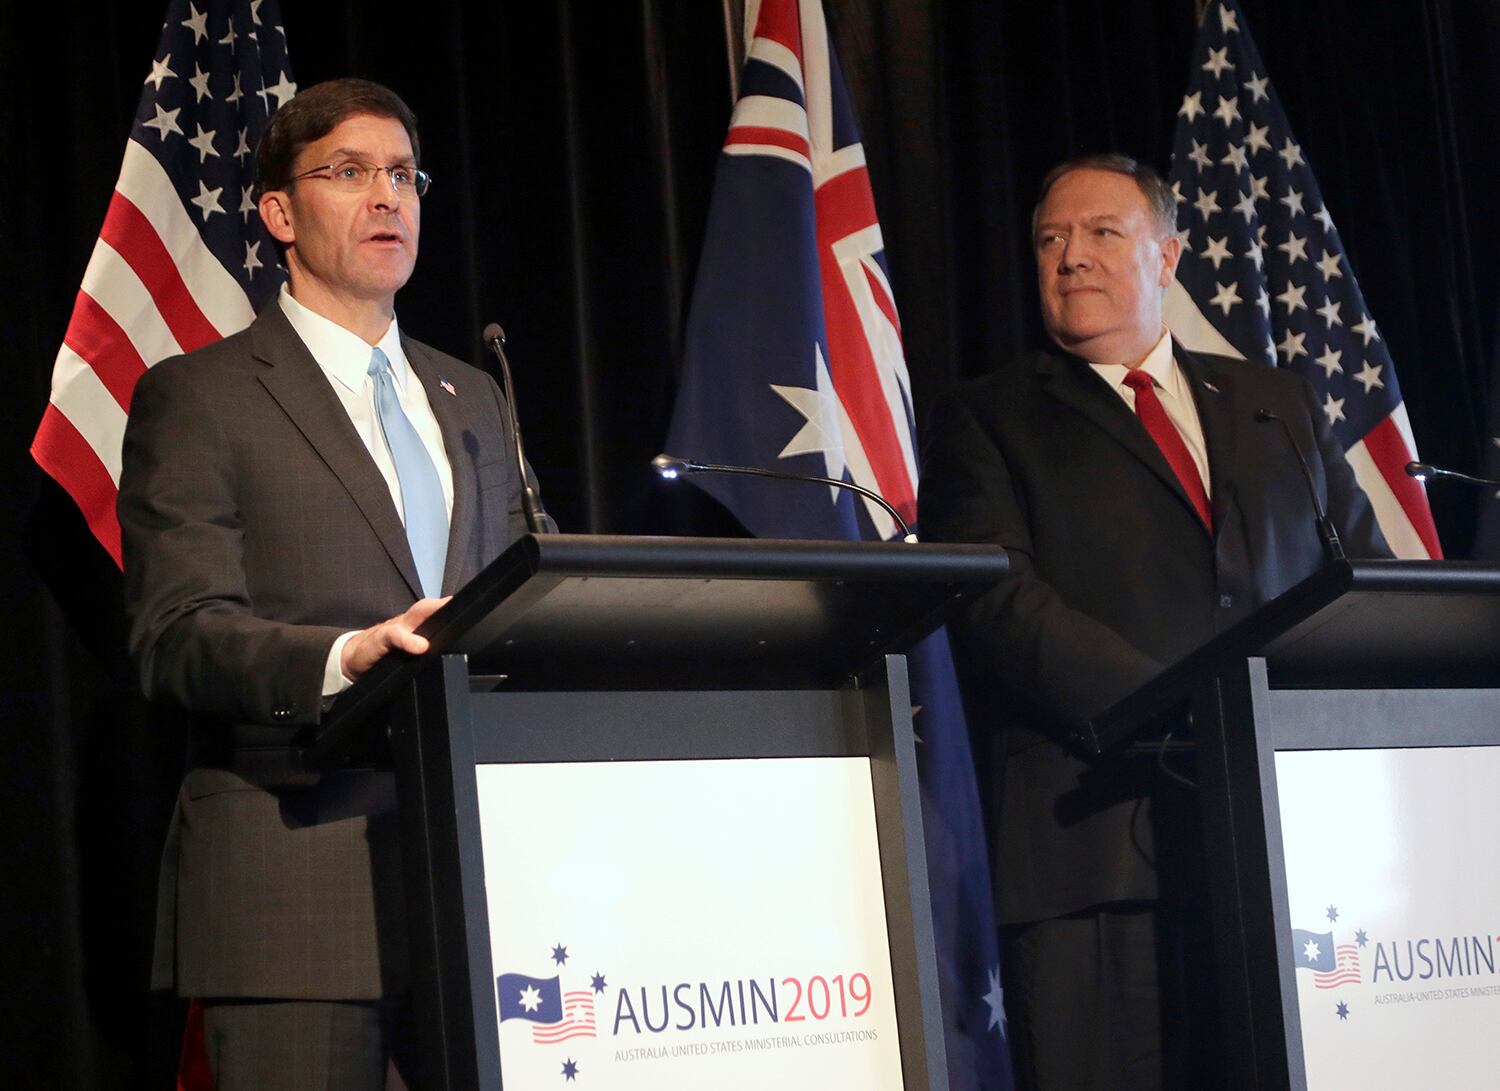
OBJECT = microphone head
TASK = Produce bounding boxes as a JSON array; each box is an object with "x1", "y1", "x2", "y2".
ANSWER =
[
  {"x1": 481, "y1": 322, "x2": 506, "y2": 347},
  {"x1": 1253, "y1": 407, "x2": 1278, "y2": 423},
  {"x1": 1405, "y1": 461, "x2": 1435, "y2": 481},
  {"x1": 651, "y1": 453, "x2": 691, "y2": 479}
]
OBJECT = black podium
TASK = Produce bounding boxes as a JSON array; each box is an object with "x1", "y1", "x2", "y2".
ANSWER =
[
  {"x1": 312, "y1": 534, "x2": 1008, "y2": 1090},
  {"x1": 1076, "y1": 560, "x2": 1500, "y2": 1088}
]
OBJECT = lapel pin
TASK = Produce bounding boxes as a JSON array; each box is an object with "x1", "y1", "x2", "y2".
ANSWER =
[
  {"x1": 1203, "y1": 380, "x2": 1221, "y2": 393},
  {"x1": 439, "y1": 378, "x2": 457, "y2": 397}
]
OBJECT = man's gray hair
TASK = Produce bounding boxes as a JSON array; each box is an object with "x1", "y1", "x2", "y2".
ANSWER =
[{"x1": 1032, "y1": 153, "x2": 1178, "y2": 240}]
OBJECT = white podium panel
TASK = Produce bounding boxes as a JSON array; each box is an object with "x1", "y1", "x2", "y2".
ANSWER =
[
  {"x1": 1276, "y1": 745, "x2": 1500, "y2": 1089},
  {"x1": 475, "y1": 757, "x2": 905, "y2": 1090}
]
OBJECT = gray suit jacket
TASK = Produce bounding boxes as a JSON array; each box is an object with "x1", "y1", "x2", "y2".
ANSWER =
[
  {"x1": 119, "y1": 302, "x2": 529, "y2": 999},
  {"x1": 918, "y1": 344, "x2": 1389, "y2": 923}
]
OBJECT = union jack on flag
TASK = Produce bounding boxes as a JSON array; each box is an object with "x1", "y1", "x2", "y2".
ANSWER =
[
  {"x1": 664, "y1": 1, "x2": 1014, "y2": 1086},
  {"x1": 1164, "y1": 0, "x2": 1441, "y2": 558},
  {"x1": 30, "y1": 0, "x2": 293, "y2": 565}
]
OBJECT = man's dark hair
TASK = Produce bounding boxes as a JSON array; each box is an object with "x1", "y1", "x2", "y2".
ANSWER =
[
  {"x1": 1031, "y1": 153, "x2": 1177, "y2": 240},
  {"x1": 252, "y1": 77, "x2": 420, "y2": 202}
]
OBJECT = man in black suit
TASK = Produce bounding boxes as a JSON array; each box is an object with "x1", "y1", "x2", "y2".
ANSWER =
[
  {"x1": 119, "y1": 79, "x2": 532, "y2": 1087},
  {"x1": 918, "y1": 154, "x2": 1388, "y2": 1087}
]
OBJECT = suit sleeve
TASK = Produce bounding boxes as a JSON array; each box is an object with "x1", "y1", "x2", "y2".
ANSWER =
[
  {"x1": 919, "y1": 389, "x2": 1164, "y2": 733},
  {"x1": 119, "y1": 363, "x2": 344, "y2": 727},
  {"x1": 1296, "y1": 375, "x2": 1393, "y2": 560}
]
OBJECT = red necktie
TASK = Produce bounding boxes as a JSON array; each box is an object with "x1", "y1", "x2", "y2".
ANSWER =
[{"x1": 1122, "y1": 369, "x2": 1213, "y2": 531}]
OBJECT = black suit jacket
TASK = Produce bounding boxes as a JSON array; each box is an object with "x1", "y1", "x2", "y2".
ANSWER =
[
  {"x1": 918, "y1": 344, "x2": 1388, "y2": 923},
  {"x1": 119, "y1": 302, "x2": 529, "y2": 998}
]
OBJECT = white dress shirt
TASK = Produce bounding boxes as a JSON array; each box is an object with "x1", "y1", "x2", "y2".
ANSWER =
[
  {"x1": 1088, "y1": 329, "x2": 1212, "y2": 498},
  {"x1": 277, "y1": 287, "x2": 455, "y2": 695}
]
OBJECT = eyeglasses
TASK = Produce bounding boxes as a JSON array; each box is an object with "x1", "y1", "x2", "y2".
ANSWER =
[{"x1": 290, "y1": 159, "x2": 432, "y2": 198}]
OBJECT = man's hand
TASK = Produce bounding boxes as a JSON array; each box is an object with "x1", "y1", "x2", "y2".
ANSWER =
[{"x1": 340, "y1": 597, "x2": 451, "y2": 683}]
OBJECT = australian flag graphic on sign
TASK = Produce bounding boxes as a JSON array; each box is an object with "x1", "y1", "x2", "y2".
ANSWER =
[
  {"x1": 1291, "y1": 929, "x2": 1337, "y2": 973},
  {"x1": 497, "y1": 972, "x2": 563, "y2": 1023}
]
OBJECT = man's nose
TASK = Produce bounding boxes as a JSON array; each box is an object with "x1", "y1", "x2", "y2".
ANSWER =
[{"x1": 1059, "y1": 233, "x2": 1091, "y2": 271}]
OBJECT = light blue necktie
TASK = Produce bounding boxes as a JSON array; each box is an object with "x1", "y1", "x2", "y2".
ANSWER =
[{"x1": 368, "y1": 347, "x2": 448, "y2": 597}]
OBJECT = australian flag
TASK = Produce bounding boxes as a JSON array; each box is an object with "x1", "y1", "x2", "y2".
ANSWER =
[
  {"x1": 497, "y1": 972, "x2": 564, "y2": 1023},
  {"x1": 664, "y1": 1, "x2": 1014, "y2": 1086},
  {"x1": 1290, "y1": 929, "x2": 1337, "y2": 973},
  {"x1": 1163, "y1": 0, "x2": 1441, "y2": 559}
]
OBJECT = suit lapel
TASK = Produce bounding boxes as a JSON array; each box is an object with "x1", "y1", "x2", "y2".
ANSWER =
[
  {"x1": 250, "y1": 305, "x2": 424, "y2": 598},
  {"x1": 404, "y1": 336, "x2": 477, "y2": 595},
  {"x1": 1175, "y1": 343, "x2": 1239, "y2": 536}
]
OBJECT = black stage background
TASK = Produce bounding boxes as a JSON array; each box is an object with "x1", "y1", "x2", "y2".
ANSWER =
[{"x1": 3, "y1": 0, "x2": 1497, "y2": 1083}]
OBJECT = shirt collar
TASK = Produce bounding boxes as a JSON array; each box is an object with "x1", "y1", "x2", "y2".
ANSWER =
[
  {"x1": 278, "y1": 284, "x2": 410, "y2": 394},
  {"x1": 1089, "y1": 329, "x2": 1180, "y2": 398}
]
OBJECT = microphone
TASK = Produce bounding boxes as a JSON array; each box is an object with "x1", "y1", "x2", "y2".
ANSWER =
[
  {"x1": 1406, "y1": 461, "x2": 1500, "y2": 492},
  {"x1": 482, "y1": 322, "x2": 550, "y2": 535},
  {"x1": 1254, "y1": 408, "x2": 1345, "y2": 562},
  {"x1": 651, "y1": 453, "x2": 918, "y2": 543}
]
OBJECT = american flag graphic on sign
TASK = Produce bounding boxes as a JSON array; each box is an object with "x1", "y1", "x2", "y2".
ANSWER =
[
  {"x1": 665, "y1": 2, "x2": 1014, "y2": 1086},
  {"x1": 30, "y1": 0, "x2": 293, "y2": 565},
  {"x1": 1164, "y1": 0, "x2": 1441, "y2": 559},
  {"x1": 532, "y1": 990, "x2": 597, "y2": 1044}
]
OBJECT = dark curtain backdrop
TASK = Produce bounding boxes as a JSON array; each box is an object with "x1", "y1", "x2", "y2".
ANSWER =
[{"x1": 3, "y1": 0, "x2": 1497, "y2": 1083}]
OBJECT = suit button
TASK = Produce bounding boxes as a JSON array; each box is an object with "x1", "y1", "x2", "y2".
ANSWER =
[
  {"x1": 272, "y1": 705, "x2": 295, "y2": 721},
  {"x1": 1219, "y1": 594, "x2": 1234, "y2": 608}
]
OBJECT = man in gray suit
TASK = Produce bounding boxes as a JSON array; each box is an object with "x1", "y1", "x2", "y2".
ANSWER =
[{"x1": 119, "y1": 79, "x2": 532, "y2": 1087}]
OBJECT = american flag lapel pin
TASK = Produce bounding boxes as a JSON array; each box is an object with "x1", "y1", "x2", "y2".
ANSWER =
[
  {"x1": 1203, "y1": 380, "x2": 1221, "y2": 393},
  {"x1": 439, "y1": 378, "x2": 457, "y2": 397}
]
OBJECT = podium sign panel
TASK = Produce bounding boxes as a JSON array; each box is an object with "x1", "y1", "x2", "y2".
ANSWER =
[
  {"x1": 476, "y1": 757, "x2": 904, "y2": 1088},
  {"x1": 1274, "y1": 745, "x2": 1500, "y2": 1089}
]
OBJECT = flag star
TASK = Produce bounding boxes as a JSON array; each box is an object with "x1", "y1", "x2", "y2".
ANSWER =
[
  {"x1": 1249, "y1": 174, "x2": 1270, "y2": 202},
  {"x1": 227, "y1": 72, "x2": 243, "y2": 103},
  {"x1": 1352, "y1": 315, "x2": 1380, "y2": 345},
  {"x1": 1202, "y1": 236, "x2": 1233, "y2": 269},
  {"x1": 1314, "y1": 205, "x2": 1336, "y2": 233},
  {"x1": 251, "y1": 0, "x2": 264, "y2": 23},
  {"x1": 1278, "y1": 138, "x2": 1305, "y2": 169},
  {"x1": 1202, "y1": 46, "x2": 1233, "y2": 78},
  {"x1": 1278, "y1": 233, "x2": 1309, "y2": 264},
  {"x1": 1315, "y1": 346, "x2": 1344, "y2": 378},
  {"x1": 266, "y1": 72, "x2": 298, "y2": 107},
  {"x1": 235, "y1": 127, "x2": 251, "y2": 160},
  {"x1": 219, "y1": 23, "x2": 237, "y2": 47},
  {"x1": 1245, "y1": 237, "x2": 1264, "y2": 270},
  {"x1": 1220, "y1": 4, "x2": 1240, "y2": 32},
  {"x1": 1354, "y1": 360, "x2": 1385, "y2": 392},
  {"x1": 1179, "y1": 91, "x2": 1205, "y2": 123},
  {"x1": 771, "y1": 344, "x2": 849, "y2": 499},
  {"x1": 983, "y1": 966, "x2": 1008, "y2": 1037},
  {"x1": 1193, "y1": 187, "x2": 1222, "y2": 220},
  {"x1": 1243, "y1": 72, "x2": 1270, "y2": 103},
  {"x1": 1303, "y1": 940, "x2": 1322, "y2": 963},
  {"x1": 1233, "y1": 189, "x2": 1258, "y2": 222},
  {"x1": 239, "y1": 185, "x2": 256, "y2": 220},
  {"x1": 1257, "y1": 222, "x2": 1269, "y2": 247},
  {"x1": 189, "y1": 63, "x2": 212, "y2": 102},
  {"x1": 1171, "y1": 179, "x2": 1185, "y2": 205},
  {"x1": 1324, "y1": 393, "x2": 1346, "y2": 425},
  {"x1": 1316, "y1": 251, "x2": 1344, "y2": 279},
  {"x1": 1279, "y1": 188, "x2": 1305, "y2": 216},
  {"x1": 244, "y1": 240, "x2": 263, "y2": 275},
  {"x1": 144, "y1": 53, "x2": 175, "y2": 90},
  {"x1": 187, "y1": 123, "x2": 219, "y2": 163},
  {"x1": 1244, "y1": 121, "x2": 1272, "y2": 155},
  {"x1": 182, "y1": 3, "x2": 209, "y2": 44},
  {"x1": 1174, "y1": 226, "x2": 1193, "y2": 254},
  {"x1": 1220, "y1": 143, "x2": 1249, "y2": 172},
  {"x1": 1276, "y1": 282, "x2": 1308, "y2": 314},
  {"x1": 1278, "y1": 328, "x2": 1308, "y2": 362},
  {"x1": 1189, "y1": 139, "x2": 1213, "y2": 171},
  {"x1": 189, "y1": 179, "x2": 225, "y2": 220},
  {"x1": 1209, "y1": 281, "x2": 1242, "y2": 314},
  {"x1": 519, "y1": 985, "x2": 543, "y2": 1012},
  {"x1": 142, "y1": 102, "x2": 183, "y2": 140},
  {"x1": 1213, "y1": 95, "x2": 1242, "y2": 126},
  {"x1": 1255, "y1": 285, "x2": 1271, "y2": 318},
  {"x1": 1316, "y1": 299, "x2": 1343, "y2": 327}
]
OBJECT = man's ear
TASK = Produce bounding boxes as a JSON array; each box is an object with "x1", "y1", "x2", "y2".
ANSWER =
[
  {"x1": 258, "y1": 190, "x2": 295, "y2": 246},
  {"x1": 1158, "y1": 232, "x2": 1183, "y2": 287}
]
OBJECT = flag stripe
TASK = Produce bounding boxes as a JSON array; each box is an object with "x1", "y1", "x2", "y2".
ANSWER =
[
  {"x1": 1361, "y1": 414, "x2": 1442, "y2": 558},
  {"x1": 1346, "y1": 437, "x2": 1428, "y2": 559},
  {"x1": 114, "y1": 139, "x2": 255, "y2": 334},
  {"x1": 62, "y1": 293, "x2": 149, "y2": 412},
  {"x1": 82, "y1": 238, "x2": 185, "y2": 370},
  {"x1": 31, "y1": 406, "x2": 124, "y2": 564},
  {"x1": 100, "y1": 192, "x2": 224, "y2": 353},
  {"x1": 726, "y1": 125, "x2": 811, "y2": 160}
]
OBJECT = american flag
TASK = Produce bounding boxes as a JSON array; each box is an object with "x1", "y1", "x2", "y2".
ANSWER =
[
  {"x1": 664, "y1": 1, "x2": 1014, "y2": 1086},
  {"x1": 532, "y1": 989, "x2": 597, "y2": 1044},
  {"x1": 1312, "y1": 943, "x2": 1362, "y2": 989},
  {"x1": 30, "y1": 0, "x2": 293, "y2": 565},
  {"x1": 1164, "y1": 0, "x2": 1441, "y2": 559}
]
